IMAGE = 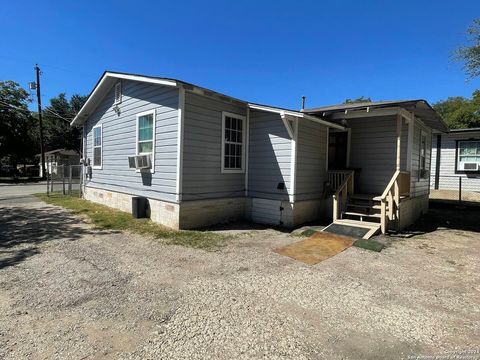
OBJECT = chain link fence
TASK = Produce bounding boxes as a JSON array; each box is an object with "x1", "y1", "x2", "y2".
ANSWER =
[
  {"x1": 46, "y1": 165, "x2": 83, "y2": 197},
  {"x1": 430, "y1": 175, "x2": 480, "y2": 205}
]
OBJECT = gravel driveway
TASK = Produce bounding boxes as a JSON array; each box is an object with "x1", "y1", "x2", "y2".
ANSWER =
[{"x1": 1, "y1": 188, "x2": 479, "y2": 359}]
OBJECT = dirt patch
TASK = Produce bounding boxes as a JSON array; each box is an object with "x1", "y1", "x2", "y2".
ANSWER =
[{"x1": 1, "y1": 195, "x2": 479, "y2": 359}]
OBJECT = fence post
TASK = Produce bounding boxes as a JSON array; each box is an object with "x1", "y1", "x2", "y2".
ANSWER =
[
  {"x1": 68, "y1": 165, "x2": 72, "y2": 195},
  {"x1": 46, "y1": 170, "x2": 49, "y2": 196},
  {"x1": 459, "y1": 176, "x2": 462, "y2": 205},
  {"x1": 62, "y1": 165, "x2": 66, "y2": 195}
]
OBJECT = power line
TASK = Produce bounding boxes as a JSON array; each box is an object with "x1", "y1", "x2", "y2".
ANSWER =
[
  {"x1": 0, "y1": 100, "x2": 32, "y2": 115},
  {"x1": 43, "y1": 107, "x2": 74, "y2": 122}
]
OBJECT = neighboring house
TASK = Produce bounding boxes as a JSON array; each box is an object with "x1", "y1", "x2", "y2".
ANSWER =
[
  {"x1": 71, "y1": 71, "x2": 448, "y2": 236},
  {"x1": 431, "y1": 128, "x2": 480, "y2": 193},
  {"x1": 39, "y1": 149, "x2": 81, "y2": 178}
]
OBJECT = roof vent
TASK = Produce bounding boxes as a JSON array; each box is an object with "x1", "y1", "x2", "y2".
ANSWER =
[{"x1": 114, "y1": 82, "x2": 122, "y2": 105}]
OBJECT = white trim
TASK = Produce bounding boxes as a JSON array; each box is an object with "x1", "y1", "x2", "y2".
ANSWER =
[
  {"x1": 330, "y1": 107, "x2": 403, "y2": 120},
  {"x1": 248, "y1": 103, "x2": 345, "y2": 130},
  {"x1": 289, "y1": 118, "x2": 298, "y2": 203},
  {"x1": 135, "y1": 109, "x2": 156, "y2": 174},
  {"x1": 457, "y1": 139, "x2": 480, "y2": 169},
  {"x1": 419, "y1": 129, "x2": 428, "y2": 172},
  {"x1": 221, "y1": 111, "x2": 247, "y2": 174},
  {"x1": 406, "y1": 114, "x2": 415, "y2": 171},
  {"x1": 71, "y1": 72, "x2": 177, "y2": 126},
  {"x1": 176, "y1": 88, "x2": 185, "y2": 202},
  {"x1": 107, "y1": 73, "x2": 177, "y2": 87},
  {"x1": 280, "y1": 113, "x2": 294, "y2": 138},
  {"x1": 92, "y1": 124, "x2": 103, "y2": 169},
  {"x1": 244, "y1": 106, "x2": 250, "y2": 196}
]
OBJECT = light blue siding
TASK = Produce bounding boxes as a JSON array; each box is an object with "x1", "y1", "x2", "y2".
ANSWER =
[
  {"x1": 295, "y1": 120, "x2": 328, "y2": 201},
  {"x1": 181, "y1": 91, "x2": 247, "y2": 200},
  {"x1": 348, "y1": 116, "x2": 408, "y2": 194},
  {"x1": 248, "y1": 110, "x2": 291, "y2": 201},
  {"x1": 430, "y1": 132, "x2": 480, "y2": 192},
  {"x1": 84, "y1": 80, "x2": 179, "y2": 202}
]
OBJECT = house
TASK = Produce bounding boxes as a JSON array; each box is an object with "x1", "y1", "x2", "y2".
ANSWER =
[
  {"x1": 71, "y1": 71, "x2": 448, "y2": 237},
  {"x1": 430, "y1": 127, "x2": 480, "y2": 194},
  {"x1": 39, "y1": 149, "x2": 80, "y2": 178}
]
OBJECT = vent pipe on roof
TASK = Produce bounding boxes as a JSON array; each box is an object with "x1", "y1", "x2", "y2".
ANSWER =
[{"x1": 301, "y1": 96, "x2": 306, "y2": 110}]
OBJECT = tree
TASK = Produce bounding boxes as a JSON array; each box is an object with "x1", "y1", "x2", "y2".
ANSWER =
[
  {"x1": 43, "y1": 93, "x2": 87, "y2": 154},
  {"x1": 433, "y1": 90, "x2": 480, "y2": 129},
  {"x1": 0, "y1": 81, "x2": 38, "y2": 166},
  {"x1": 456, "y1": 18, "x2": 480, "y2": 79},
  {"x1": 344, "y1": 96, "x2": 372, "y2": 104}
]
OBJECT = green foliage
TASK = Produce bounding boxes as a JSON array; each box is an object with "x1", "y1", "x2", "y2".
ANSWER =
[
  {"x1": 456, "y1": 19, "x2": 480, "y2": 79},
  {"x1": 344, "y1": 96, "x2": 372, "y2": 104},
  {"x1": 0, "y1": 81, "x2": 38, "y2": 165},
  {"x1": 35, "y1": 193, "x2": 227, "y2": 251},
  {"x1": 433, "y1": 90, "x2": 480, "y2": 129},
  {"x1": 353, "y1": 239, "x2": 384, "y2": 252},
  {"x1": 300, "y1": 229, "x2": 318, "y2": 237},
  {"x1": 43, "y1": 93, "x2": 87, "y2": 154}
]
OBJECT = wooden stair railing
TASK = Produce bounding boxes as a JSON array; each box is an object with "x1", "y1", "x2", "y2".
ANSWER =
[
  {"x1": 380, "y1": 171, "x2": 411, "y2": 234},
  {"x1": 332, "y1": 170, "x2": 354, "y2": 221}
]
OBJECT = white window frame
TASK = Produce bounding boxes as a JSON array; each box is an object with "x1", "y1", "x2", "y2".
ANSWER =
[
  {"x1": 457, "y1": 139, "x2": 480, "y2": 169},
  {"x1": 114, "y1": 82, "x2": 122, "y2": 105},
  {"x1": 221, "y1": 111, "x2": 246, "y2": 174},
  {"x1": 135, "y1": 109, "x2": 156, "y2": 173},
  {"x1": 419, "y1": 130, "x2": 427, "y2": 172},
  {"x1": 92, "y1": 124, "x2": 103, "y2": 169}
]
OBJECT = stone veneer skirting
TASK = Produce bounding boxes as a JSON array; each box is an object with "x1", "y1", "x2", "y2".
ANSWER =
[{"x1": 83, "y1": 186, "x2": 246, "y2": 230}]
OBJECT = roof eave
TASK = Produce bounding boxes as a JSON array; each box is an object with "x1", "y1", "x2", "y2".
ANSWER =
[{"x1": 70, "y1": 72, "x2": 178, "y2": 126}]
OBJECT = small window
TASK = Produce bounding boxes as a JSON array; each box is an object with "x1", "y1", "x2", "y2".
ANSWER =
[
  {"x1": 92, "y1": 125, "x2": 102, "y2": 169},
  {"x1": 457, "y1": 140, "x2": 480, "y2": 170},
  {"x1": 114, "y1": 82, "x2": 122, "y2": 104},
  {"x1": 222, "y1": 112, "x2": 246, "y2": 173},
  {"x1": 136, "y1": 110, "x2": 155, "y2": 171},
  {"x1": 420, "y1": 132, "x2": 427, "y2": 171}
]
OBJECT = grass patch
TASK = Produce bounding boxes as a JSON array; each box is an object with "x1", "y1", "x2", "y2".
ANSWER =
[
  {"x1": 300, "y1": 229, "x2": 318, "y2": 237},
  {"x1": 35, "y1": 193, "x2": 226, "y2": 251},
  {"x1": 353, "y1": 239, "x2": 385, "y2": 252}
]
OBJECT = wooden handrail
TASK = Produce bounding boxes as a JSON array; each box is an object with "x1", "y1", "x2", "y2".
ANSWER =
[
  {"x1": 332, "y1": 170, "x2": 354, "y2": 221},
  {"x1": 327, "y1": 170, "x2": 354, "y2": 192},
  {"x1": 380, "y1": 171, "x2": 410, "y2": 234}
]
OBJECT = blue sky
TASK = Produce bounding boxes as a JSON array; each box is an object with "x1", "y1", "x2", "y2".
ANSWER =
[{"x1": 1, "y1": 0, "x2": 479, "y2": 111}]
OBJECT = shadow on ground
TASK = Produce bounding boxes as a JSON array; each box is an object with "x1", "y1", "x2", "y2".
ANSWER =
[
  {"x1": 0, "y1": 205, "x2": 95, "y2": 269},
  {"x1": 383, "y1": 202, "x2": 480, "y2": 243}
]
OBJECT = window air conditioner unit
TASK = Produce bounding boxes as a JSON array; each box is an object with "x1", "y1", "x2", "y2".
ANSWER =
[
  {"x1": 462, "y1": 162, "x2": 479, "y2": 171},
  {"x1": 128, "y1": 155, "x2": 152, "y2": 170}
]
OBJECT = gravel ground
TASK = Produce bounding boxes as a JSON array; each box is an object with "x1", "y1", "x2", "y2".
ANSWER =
[{"x1": 1, "y1": 190, "x2": 479, "y2": 359}]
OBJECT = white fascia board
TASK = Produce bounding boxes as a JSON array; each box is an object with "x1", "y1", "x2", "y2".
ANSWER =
[
  {"x1": 71, "y1": 72, "x2": 178, "y2": 126},
  {"x1": 248, "y1": 103, "x2": 345, "y2": 130}
]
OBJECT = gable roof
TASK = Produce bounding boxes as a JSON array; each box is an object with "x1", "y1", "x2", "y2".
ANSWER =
[
  {"x1": 303, "y1": 99, "x2": 449, "y2": 132},
  {"x1": 71, "y1": 71, "x2": 250, "y2": 126}
]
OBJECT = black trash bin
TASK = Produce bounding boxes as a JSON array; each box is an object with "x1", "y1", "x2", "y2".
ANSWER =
[{"x1": 132, "y1": 196, "x2": 148, "y2": 218}]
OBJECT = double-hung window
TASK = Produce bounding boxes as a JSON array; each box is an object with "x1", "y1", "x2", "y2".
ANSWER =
[
  {"x1": 222, "y1": 112, "x2": 246, "y2": 173},
  {"x1": 92, "y1": 125, "x2": 102, "y2": 169},
  {"x1": 136, "y1": 110, "x2": 155, "y2": 171},
  {"x1": 457, "y1": 140, "x2": 480, "y2": 171}
]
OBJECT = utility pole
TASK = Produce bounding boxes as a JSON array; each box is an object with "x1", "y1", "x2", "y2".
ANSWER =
[{"x1": 35, "y1": 64, "x2": 46, "y2": 179}]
